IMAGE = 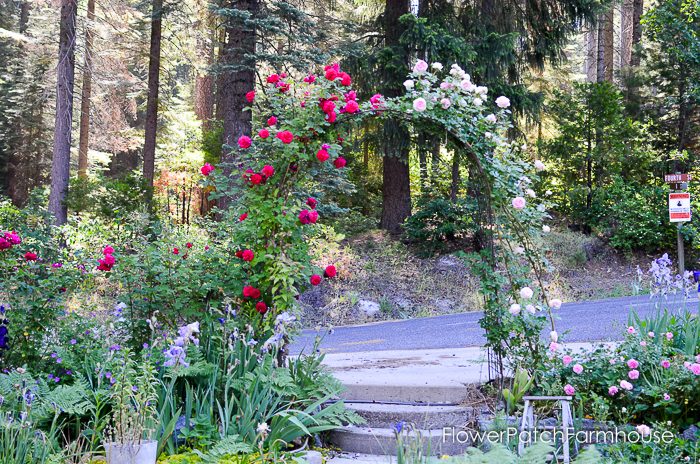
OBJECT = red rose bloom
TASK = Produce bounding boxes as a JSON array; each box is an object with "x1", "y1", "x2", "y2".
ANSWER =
[
  {"x1": 24, "y1": 251, "x2": 37, "y2": 261},
  {"x1": 299, "y1": 209, "x2": 312, "y2": 225},
  {"x1": 321, "y1": 100, "x2": 336, "y2": 114},
  {"x1": 310, "y1": 274, "x2": 322, "y2": 286},
  {"x1": 242, "y1": 249, "x2": 255, "y2": 262},
  {"x1": 102, "y1": 254, "x2": 115, "y2": 266},
  {"x1": 243, "y1": 285, "x2": 261, "y2": 299},
  {"x1": 277, "y1": 82, "x2": 290, "y2": 93},
  {"x1": 239, "y1": 213, "x2": 248, "y2": 221},
  {"x1": 276, "y1": 130, "x2": 294, "y2": 144},
  {"x1": 316, "y1": 149, "x2": 329, "y2": 162},
  {"x1": 201, "y1": 163, "x2": 215, "y2": 176},
  {"x1": 245, "y1": 90, "x2": 255, "y2": 103},
  {"x1": 334, "y1": 157, "x2": 347, "y2": 169},
  {"x1": 267, "y1": 116, "x2": 277, "y2": 126},
  {"x1": 261, "y1": 165, "x2": 275, "y2": 178},
  {"x1": 308, "y1": 210, "x2": 319, "y2": 223},
  {"x1": 235, "y1": 250, "x2": 244, "y2": 259},
  {"x1": 340, "y1": 72, "x2": 352, "y2": 86},
  {"x1": 267, "y1": 74, "x2": 280, "y2": 84},
  {"x1": 258, "y1": 129, "x2": 270, "y2": 139},
  {"x1": 304, "y1": 75, "x2": 316, "y2": 83},
  {"x1": 173, "y1": 248, "x2": 179, "y2": 255},
  {"x1": 0, "y1": 238, "x2": 10, "y2": 251},
  {"x1": 324, "y1": 265, "x2": 337, "y2": 278},
  {"x1": 186, "y1": 242, "x2": 193, "y2": 249},
  {"x1": 306, "y1": 197, "x2": 317, "y2": 209},
  {"x1": 370, "y1": 93, "x2": 384, "y2": 109},
  {"x1": 325, "y1": 69, "x2": 338, "y2": 81},
  {"x1": 343, "y1": 100, "x2": 359, "y2": 114},
  {"x1": 255, "y1": 301, "x2": 268, "y2": 314},
  {"x1": 238, "y1": 135, "x2": 252, "y2": 149},
  {"x1": 326, "y1": 111, "x2": 337, "y2": 123},
  {"x1": 250, "y1": 173, "x2": 263, "y2": 185},
  {"x1": 103, "y1": 245, "x2": 114, "y2": 255}
]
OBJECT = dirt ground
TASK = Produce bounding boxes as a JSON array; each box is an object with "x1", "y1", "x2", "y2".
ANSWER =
[{"x1": 300, "y1": 229, "x2": 653, "y2": 328}]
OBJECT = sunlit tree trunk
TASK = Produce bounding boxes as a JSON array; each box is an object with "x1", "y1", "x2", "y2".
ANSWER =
[
  {"x1": 585, "y1": 26, "x2": 597, "y2": 82},
  {"x1": 620, "y1": 0, "x2": 633, "y2": 69},
  {"x1": 77, "y1": 0, "x2": 95, "y2": 178},
  {"x1": 48, "y1": 0, "x2": 78, "y2": 225}
]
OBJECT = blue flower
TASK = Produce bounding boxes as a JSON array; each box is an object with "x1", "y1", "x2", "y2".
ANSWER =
[{"x1": 393, "y1": 421, "x2": 406, "y2": 434}]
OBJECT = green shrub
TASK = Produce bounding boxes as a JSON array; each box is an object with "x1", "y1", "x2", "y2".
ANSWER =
[{"x1": 404, "y1": 197, "x2": 477, "y2": 256}]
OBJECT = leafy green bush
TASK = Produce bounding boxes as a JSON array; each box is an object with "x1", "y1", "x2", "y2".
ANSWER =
[{"x1": 404, "y1": 197, "x2": 476, "y2": 256}]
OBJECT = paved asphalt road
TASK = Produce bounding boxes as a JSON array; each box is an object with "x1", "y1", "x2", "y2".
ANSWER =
[{"x1": 290, "y1": 294, "x2": 699, "y2": 354}]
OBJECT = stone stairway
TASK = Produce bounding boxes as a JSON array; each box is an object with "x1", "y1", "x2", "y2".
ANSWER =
[{"x1": 321, "y1": 347, "x2": 491, "y2": 460}]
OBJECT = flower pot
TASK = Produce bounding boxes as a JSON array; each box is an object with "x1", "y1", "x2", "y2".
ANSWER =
[{"x1": 104, "y1": 439, "x2": 157, "y2": 464}]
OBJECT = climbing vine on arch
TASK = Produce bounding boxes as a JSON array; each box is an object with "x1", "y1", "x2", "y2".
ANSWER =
[{"x1": 200, "y1": 61, "x2": 561, "y2": 376}]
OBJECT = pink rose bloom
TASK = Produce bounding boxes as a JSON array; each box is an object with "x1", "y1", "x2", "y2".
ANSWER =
[
  {"x1": 663, "y1": 393, "x2": 670, "y2": 401},
  {"x1": 562, "y1": 355, "x2": 573, "y2": 366},
  {"x1": 696, "y1": 354, "x2": 700, "y2": 363},
  {"x1": 691, "y1": 363, "x2": 700, "y2": 375},
  {"x1": 413, "y1": 98, "x2": 427, "y2": 112},
  {"x1": 627, "y1": 326, "x2": 636, "y2": 334},
  {"x1": 640, "y1": 341, "x2": 647, "y2": 347},
  {"x1": 620, "y1": 380, "x2": 633, "y2": 391},
  {"x1": 636, "y1": 425, "x2": 651, "y2": 437},
  {"x1": 508, "y1": 304, "x2": 521, "y2": 315},
  {"x1": 549, "y1": 342, "x2": 559, "y2": 352},
  {"x1": 200, "y1": 163, "x2": 215, "y2": 176},
  {"x1": 573, "y1": 364, "x2": 583, "y2": 374},
  {"x1": 485, "y1": 113, "x2": 497, "y2": 123},
  {"x1": 660, "y1": 360, "x2": 671, "y2": 369},
  {"x1": 238, "y1": 135, "x2": 252, "y2": 149},
  {"x1": 628, "y1": 369, "x2": 640, "y2": 380},
  {"x1": 511, "y1": 197, "x2": 526, "y2": 209},
  {"x1": 608, "y1": 386, "x2": 619, "y2": 396},
  {"x1": 495, "y1": 96, "x2": 511, "y2": 108},
  {"x1": 413, "y1": 59, "x2": 428, "y2": 73},
  {"x1": 550, "y1": 299, "x2": 562, "y2": 309},
  {"x1": 684, "y1": 361, "x2": 691, "y2": 369},
  {"x1": 627, "y1": 359, "x2": 639, "y2": 369},
  {"x1": 666, "y1": 332, "x2": 674, "y2": 340},
  {"x1": 648, "y1": 331, "x2": 655, "y2": 338},
  {"x1": 440, "y1": 82, "x2": 452, "y2": 90},
  {"x1": 609, "y1": 358, "x2": 616, "y2": 365},
  {"x1": 440, "y1": 98, "x2": 451, "y2": 109},
  {"x1": 563, "y1": 384, "x2": 575, "y2": 396}
]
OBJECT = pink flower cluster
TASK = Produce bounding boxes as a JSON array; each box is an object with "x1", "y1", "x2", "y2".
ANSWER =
[
  {"x1": 0, "y1": 230, "x2": 21, "y2": 251},
  {"x1": 97, "y1": 245, "x2": 116, "y2": 272}
]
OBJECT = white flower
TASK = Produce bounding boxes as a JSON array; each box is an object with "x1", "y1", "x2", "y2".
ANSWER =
[
  {"x1": 431, "y1": 62, "x2": 443, "y2": 71},
  {"x1": 450, "y1": 63, "x2": 465, "y2": 78},
  {"x1": 484, "y1": 131, "x2": 492, "y2": 139},
  {"x1": 534, "y1": 160, "x2": 545, "y2": 171},
  {"x1": 550, "y1": 298, "x2": 562, "y2": 309},
  {"x1": 514, "y1": 246, "x2": 525, "y2": 254},
  {"x1": 440, "y1": 98, "x2": 451, "y2": 109},
  {"x1": 495, "y1": 96, "x2": 510, "y2": 108},
  {"x1": 509, "y1": 304, "x2": 521, "y2": 315},
  {"x1": 412, "y1": 98, "x2": 427, "y2": 112},
  {"x1": 473, "y1": 98, "x2": 483, "y2": 106},
  {"x1": 475, "y1": 86, "x2": 488, "y2": 95},
  {"x1": 525, "y1": 188, "x2": 536, "y2": 198},
  {"x1": 403, "y1": 79, "x2": 414, "y2": 90},
  {"x1": 546, "y1": 190, "x2": 553, "y2": 196},
  {"x1": 536, "y1": 204, "x2": 546, "y2": 212},
  {"x1": 550, "y1": 331, "x2": 559, "y2": 342},
  {"x1": 257, "y1": 422, "x2": 270, "y2": 435},
  {"x1": 635, "y1": 425, "x2": 651, "y2": 437},
  {"x1": 420, "y1": 79, "x2": 430, "y2": 87},
  {"x1": 460, "y1": 79, "x2": 473, "y2": 91},
  {"x1": 542, "y1": 225, "x2": 551, "y2": 233},
  {"x1": 485, "y1": 113, "x2": 497, "y2": 123},
  {"x1": 521, "y1": 144, "x2": 527, "y2": 150},
  {"x1": 413, "y1": 59, "x2": 428, "y2": 73},
  {"x1": 16, "y1": 368, "x2": 26, "y2": 374},
  {"x1": 526, "y1": 304, "x2": 536, "y2": 314},
  {"x1": 520, "y1": 287, "x2": 534, "y2": 299}
]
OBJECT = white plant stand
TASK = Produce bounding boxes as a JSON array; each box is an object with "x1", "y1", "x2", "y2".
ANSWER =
[{"x1": 517, "y1": 395, "x2": 578, "y2": 463}]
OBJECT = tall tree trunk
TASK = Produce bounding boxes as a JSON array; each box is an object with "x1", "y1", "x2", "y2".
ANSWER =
[
  {"x1": 195, "y1": 17, "x2": 215, "y2": 131},
  {"x1": 596, "y1": 7, "x2": 614, "y2": 83},
  {"x1": 380, "y1": 0, "x2": 411, "y2": 234},
  {"x1": 48, "y1": 0, "x2": 78, "y2": 225},
  {"x1": 19, "y1": 1, "x2": 30, "y2": 33},
  {"x1": 77, "y1": 0, "x2": 95, "y2": 178},
  {"x1": 630, "y1": 0, "x2": 643, "y2": 67},
  {"x1": 217, "y1": 0, "x2": 257, "y2": 212},
  {"x1": 143, "y1": 0, "x2": 163, "y2": 192},
  {"x1": 620, "y1": 0, "x2": 634, "y2": 69},
  {"x1": 585, "y1": 26, "x2": 598, "y2": 82}
]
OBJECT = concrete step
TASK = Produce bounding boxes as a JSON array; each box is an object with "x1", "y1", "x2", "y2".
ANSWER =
[
  {"x1": 345, "y1": 402, "x2": 477, "y2": 430},
  {"x1": 328, "y1": 425, "x2": 473, "y2": 456},
  {"x1": 327, "y1": 453, "x2": 393, "y2": 464}
]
